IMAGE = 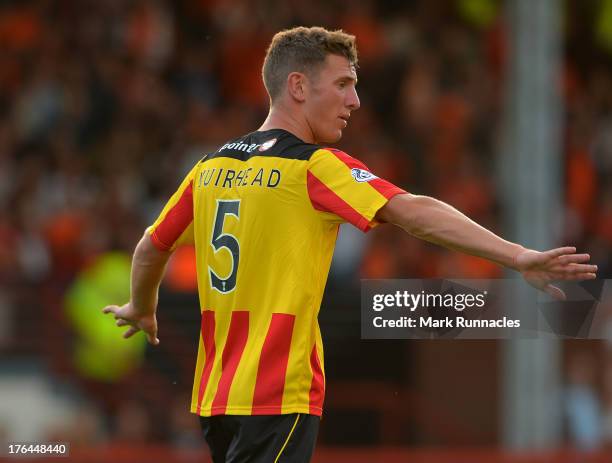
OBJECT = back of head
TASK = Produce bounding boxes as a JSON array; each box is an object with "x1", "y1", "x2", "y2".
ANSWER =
[{"x1": 262, "y1": 26, "x2": 358, "y2": 103}]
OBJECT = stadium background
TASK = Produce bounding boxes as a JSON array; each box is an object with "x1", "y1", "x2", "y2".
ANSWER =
[{"x1": 1, "y1": 0, "x2": 612, "y2": 461}]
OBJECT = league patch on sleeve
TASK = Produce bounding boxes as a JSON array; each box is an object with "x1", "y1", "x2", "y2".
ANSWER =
[{"x1": 351, "y1": 168, "x2": 378, "y2": 183}]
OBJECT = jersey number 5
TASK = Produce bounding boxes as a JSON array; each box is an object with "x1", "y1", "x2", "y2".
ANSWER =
[{"x1": 209, "y1": 199, "x2": 240, "y2": 293}]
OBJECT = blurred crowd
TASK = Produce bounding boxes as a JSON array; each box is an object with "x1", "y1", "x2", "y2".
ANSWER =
[{"x1": 0, "y1": 0, "x2": 611, "y2": 449}]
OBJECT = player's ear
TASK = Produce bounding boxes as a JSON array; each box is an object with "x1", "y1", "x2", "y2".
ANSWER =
[{"x1": 287, "y1": 72, "x2": 306, "y2": 102}]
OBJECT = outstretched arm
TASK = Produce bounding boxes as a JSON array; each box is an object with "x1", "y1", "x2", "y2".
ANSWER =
[
  {"x1": 102, "y1": 233, "x2": 172, "y2": 345},
  {"x1": 376, "y1": 193, "x2": 597, "y2": 299}
]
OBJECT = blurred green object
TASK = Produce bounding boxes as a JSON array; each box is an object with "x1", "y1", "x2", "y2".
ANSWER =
[
  {"x1": 65, "y1": 252, "x2": 146, "y2": 382},
  {"x1": 597, "y1": 0, "x2": 612, "y2": 53},
  {"x1": 457, "y1": 0, "x2": 499, "y2": 28}
]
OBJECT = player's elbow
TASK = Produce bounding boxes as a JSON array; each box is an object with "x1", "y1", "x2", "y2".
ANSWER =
[{"x1": 136, "y1": 231, "x2": 172, "y2": 264}]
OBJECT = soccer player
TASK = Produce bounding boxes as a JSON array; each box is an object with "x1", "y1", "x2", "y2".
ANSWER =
[{"x1": 103, "y1": 27, "x2": 597, "y2": 462}]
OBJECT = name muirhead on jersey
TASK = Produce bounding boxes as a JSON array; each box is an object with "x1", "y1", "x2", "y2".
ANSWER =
[
  {"x1": 197, "y1": 167, "x2": 281, "y2": 189},
  {"x1": 148, "y1": 128, "x2": 408, "y2": 417}
]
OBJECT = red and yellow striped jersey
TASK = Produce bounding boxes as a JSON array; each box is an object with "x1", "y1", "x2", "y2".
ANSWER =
[{"x1": 148, "y1": 129, "x2": 405, "y2": 416}]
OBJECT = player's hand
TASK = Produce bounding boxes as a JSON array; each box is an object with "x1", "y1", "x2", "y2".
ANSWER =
[
  {"x1": 513, "y1": 246, "x2": 597, "y2": 300},
  {"x1": 102, "y1": 303, "x2": 160, "y2": 346}
]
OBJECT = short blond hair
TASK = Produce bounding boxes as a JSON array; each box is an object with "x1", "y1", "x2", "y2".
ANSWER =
[{"x1": 262, "y1": 26, "x2": 358, "y2": 102}]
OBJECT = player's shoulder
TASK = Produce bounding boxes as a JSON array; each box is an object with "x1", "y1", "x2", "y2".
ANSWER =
[
  {"x1": 309, "y1": 146, "x2": 367, "y2": 169},
  {"x1": 205, "y1": 129, "x2": 322, "y2": 162},
  {"x1": 311, "y1": 146, "x2": 353, "y2": 160}
]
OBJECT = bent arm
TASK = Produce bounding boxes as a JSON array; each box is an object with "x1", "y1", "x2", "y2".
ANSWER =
[
  {"x1": 376, "y1": 193, "x2": 525, "y2": 270},
  {"x1": 130, "y1": 232, "x2": 173, "y2": 315}
]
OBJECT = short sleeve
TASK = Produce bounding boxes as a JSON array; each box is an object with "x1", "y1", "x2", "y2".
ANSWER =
[
  {"x1": 306, "y1": 148, "x2": 407, "y2": 232},
  {"x1": 147, "y1": 163, "x2": 198, "y2": 251}
]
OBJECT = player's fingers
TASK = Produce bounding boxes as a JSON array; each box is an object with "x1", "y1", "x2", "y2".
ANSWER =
[
  {"x1": 102, "y1": 305, "x2": 120, "y2": 315},
  {"x1": 146, "y1": 332, "x2": 160, "y2": 346},
  {"x1": 145, "y1": 322, "x2": 160, "y2": 346},
  {"x1": 561, "y1": 272, "x2": 597, "y2": 281},
  {"x1": 550, "y1": 263, "x2": 598, "y2": 273},
  {"x1": 553, "y1": 253, "x2": 591, "y2": 265},
  {"x1": 544, "y1": 284, "x2": 566, "y2": 301},
  {"x1": 116, "y1": 319, "x2": 129, "y2": 327},
  {"x1": 123, "y1": 326, "x2": 139, "y2": 339},
  {"x1": 543, "y1": 247, "x2": 576, "y2": 260}
]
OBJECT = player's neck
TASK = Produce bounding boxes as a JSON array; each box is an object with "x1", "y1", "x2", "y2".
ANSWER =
[{"x1": 258, "y1": 106, "x2": 314, "y2": 144}]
